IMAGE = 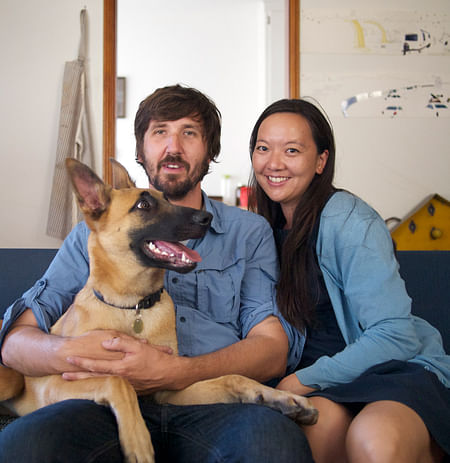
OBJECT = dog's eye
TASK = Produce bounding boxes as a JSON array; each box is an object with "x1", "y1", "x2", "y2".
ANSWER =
[{"x1": 137, "y1": 199, "x2": 151, "y2": 210}]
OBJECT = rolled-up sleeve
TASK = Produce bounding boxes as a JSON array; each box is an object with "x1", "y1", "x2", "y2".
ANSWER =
[
  {"x1": 238, "y1": 220, "x2": 304, "y2": 373},
  {"x1": 0, "y1": 222, "x2": 90, "y2": 363}
]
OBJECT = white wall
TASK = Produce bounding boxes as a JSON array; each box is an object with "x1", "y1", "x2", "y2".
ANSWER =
[
  {"x1": 300, "y1": 0, "x2": 450, "y2": 220},
  {"x1": 2, "y1": 0, "x2": 447, "y2": 249},
  {"x1": 115, "y1": 0, "x2": 277, "y2": 198},
  {"x1": 0, "y1": 0, "x2": 103, "y2": 248}
]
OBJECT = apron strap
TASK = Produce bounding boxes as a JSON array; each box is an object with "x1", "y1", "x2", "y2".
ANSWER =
[{"x1": 78, "y1": 8, "x2": 87, "y2": 62}]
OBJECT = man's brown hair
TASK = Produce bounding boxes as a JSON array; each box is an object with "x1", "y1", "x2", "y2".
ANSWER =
[{"x1": 134, "y1": 84, "x2": 221, "y2": 163}]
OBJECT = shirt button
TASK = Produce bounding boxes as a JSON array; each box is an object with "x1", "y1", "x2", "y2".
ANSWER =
[
  {"x1": 180, "y1": 316, "x2": 186, "y2": 323},
  {"x1": 172, "y1": 277, "x2": 179, "y2": 284}
]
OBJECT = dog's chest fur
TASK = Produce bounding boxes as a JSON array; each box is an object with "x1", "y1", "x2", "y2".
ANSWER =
[{"x1": 51, "y1": 286, "x2": 178, "y2": 354}]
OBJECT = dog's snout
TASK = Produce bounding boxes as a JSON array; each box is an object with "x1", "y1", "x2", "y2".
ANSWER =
[{"x1": 193, "y1": 211, "x2": 213, "y2": 227}]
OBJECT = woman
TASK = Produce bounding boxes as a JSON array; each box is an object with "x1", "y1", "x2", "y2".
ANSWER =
[{"x1": 248, "y1": 98, "x2": 450, "y2": 463}]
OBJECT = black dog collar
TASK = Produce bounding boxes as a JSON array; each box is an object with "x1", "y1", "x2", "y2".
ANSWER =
[
  {"x1": 93, "y1": 288, "x2": 164, "y2": 334},
  {"x1": 93, "y1": 288, "x2": 163, "y2": 310}
]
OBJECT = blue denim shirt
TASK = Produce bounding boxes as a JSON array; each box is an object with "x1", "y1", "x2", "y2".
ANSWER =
[{"x1": 0, "y1": 193, "x2": 303, "y2": 373}]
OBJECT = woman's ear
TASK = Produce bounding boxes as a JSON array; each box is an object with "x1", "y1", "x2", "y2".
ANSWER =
[{"x1": 316, "y1": 150, "x2": 329, "y2": 175}]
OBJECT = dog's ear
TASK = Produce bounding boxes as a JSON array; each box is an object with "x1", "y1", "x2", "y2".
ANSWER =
[
  {"x1": 65, "y1": 158, "x2": 111, "y2": 217},
  {"x1": 110, "y1": 158, "x2": 136, "y2": 189}
]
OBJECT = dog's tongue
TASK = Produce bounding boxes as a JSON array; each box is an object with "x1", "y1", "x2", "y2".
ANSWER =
[{"x1": 154, "y1": 240, "x2": 202, "y2": 263}]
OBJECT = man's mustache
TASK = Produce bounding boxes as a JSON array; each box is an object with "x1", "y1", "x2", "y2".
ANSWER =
[{"x1": 158, "y1": 155, "x2": 190, "y2": 172}]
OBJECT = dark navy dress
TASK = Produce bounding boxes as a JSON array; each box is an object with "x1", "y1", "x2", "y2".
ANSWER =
[{"x1": 275, "y1": 225, "x2": 450, "y2": 456}]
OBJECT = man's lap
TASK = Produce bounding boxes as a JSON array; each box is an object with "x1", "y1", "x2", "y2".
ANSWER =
[{"x1": 0, "y1": 398, "x2": 313, "y2": 462}]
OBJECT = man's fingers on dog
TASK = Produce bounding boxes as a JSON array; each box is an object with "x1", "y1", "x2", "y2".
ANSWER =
[
  {"x1": 102, "y1": 335, "x2": 142, "y2": 353},
  {"x1": 66, "y1": 356, "x2": 120, "y2": 375},
  {"x1": 62, "y1": 371, "x2": 110, "y2": 381}
]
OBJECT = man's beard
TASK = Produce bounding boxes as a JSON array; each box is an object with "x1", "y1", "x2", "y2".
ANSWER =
[{"x1": 143, "y1": 154, "x2": 210, "y2": 201}]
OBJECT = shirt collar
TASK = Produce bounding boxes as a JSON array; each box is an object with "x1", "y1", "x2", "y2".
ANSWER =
[{"x1": 201, "y1": 191, "x2": 224, "y2": 234}]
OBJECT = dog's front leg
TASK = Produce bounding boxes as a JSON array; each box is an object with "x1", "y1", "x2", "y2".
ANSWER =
[
  {"x1": 14, "y1": 375, "x2": 154, "y2": 463},
  {"x1": 155, "y1": 374, "x2": 318, "y2": 425}
]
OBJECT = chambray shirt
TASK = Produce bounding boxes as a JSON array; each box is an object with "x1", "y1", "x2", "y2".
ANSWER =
[
  {"x1": 297, "y1": 191, "x2": 450, "y2": 389},
  {"x1": 0, "y1": 193, "x2": 303, "y2": 373}
]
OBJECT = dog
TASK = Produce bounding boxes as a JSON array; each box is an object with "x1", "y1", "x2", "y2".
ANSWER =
[{"x1": 0, "y1": 159, "x2": 317, "y2": 463}]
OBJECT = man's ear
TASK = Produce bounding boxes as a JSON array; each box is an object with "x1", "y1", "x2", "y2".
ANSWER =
[
  {"x1": 65, "y1": 158, "x2": 111, "y2": 218},
  {"x1": 110, "y1": 158, "x2": 136, "y2": 189}
]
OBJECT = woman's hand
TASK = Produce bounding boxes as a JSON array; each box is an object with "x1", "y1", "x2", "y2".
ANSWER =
[{"x1": 276, "y1": 373, "x2": 316, "y2": 396}]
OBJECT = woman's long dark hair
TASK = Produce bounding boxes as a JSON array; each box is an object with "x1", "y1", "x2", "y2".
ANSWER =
[{"x1": 248, "y1": 99, "x2": 336, "y2": 333}]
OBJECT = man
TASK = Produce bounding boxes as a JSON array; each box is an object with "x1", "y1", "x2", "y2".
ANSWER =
[{"x1": 0, "y1": 85, "x2": 312, "y2": 462}]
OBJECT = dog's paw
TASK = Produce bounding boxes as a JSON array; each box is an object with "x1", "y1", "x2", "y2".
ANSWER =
[
  {"x1": 217, "y1": 374, "x2": 319, "y2": 425},
  {"x1": 258, "y1": 390, "x2": 318, "y2": 425},
  {"x1": 120, "y1": 419, "x2": 155, "y2": 463},
  {"x1": 278, "y1": 393, "x2": 319, "y2": 425},
  {"x1": 123, "y1": 442, "x2": 154, "y2": 463}
]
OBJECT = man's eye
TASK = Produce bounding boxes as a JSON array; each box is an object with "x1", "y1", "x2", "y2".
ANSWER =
[{"x1": 137, "y1": 199, "x2": 151, "y2": 209}]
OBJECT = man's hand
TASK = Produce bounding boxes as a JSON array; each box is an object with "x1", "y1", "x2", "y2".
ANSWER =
[
  {"x1": 65, "y1": 315, "x2": 290, "y2": 394},
  {"x1": 64, "y1": 330, "x2": 128, "y2": 361},
  {"x1": 63, "y1": 334, "x2": 175, "y2": 392},
  {"x1": 276, "y1": 373, "x2": 316, "y2": 396},
  {"x1": 1, "y1": 309, "x2": 133, "y2": 377}
]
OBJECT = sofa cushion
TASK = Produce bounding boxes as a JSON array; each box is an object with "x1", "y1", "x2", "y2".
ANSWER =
[{"x1": 0, "y1": 249, "x2": 58, "y2": 318}]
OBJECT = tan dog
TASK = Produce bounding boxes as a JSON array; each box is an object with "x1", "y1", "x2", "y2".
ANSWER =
[{"x1": 0, "y1": 159, "x2": 317, "y2": 463}]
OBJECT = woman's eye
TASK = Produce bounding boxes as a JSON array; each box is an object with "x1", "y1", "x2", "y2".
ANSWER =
[
  {"x1": 256, "y1": 145, "x2": 268, "y2": 152},
  {"x1": 137, "y1": 199, "x2": 151, "y2": 209}
]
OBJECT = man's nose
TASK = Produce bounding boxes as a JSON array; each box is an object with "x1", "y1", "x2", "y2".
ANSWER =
[{"x1": 166, "y1": 133, "x2": 182, "y2": 154}]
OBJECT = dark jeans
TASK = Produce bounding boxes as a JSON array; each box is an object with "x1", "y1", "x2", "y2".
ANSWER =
[{"x1": 0, "y1": 398, "x2": 313, "y2": 462}]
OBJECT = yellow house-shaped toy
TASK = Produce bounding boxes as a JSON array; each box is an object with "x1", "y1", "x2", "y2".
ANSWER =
[{"x1": 390, "y1": 194, "x2": 450, "y2": 250}]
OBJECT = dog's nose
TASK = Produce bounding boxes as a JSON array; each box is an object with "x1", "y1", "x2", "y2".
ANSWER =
[{"x1": 193, "y1": 211, "x2": 213, "y2": 227}]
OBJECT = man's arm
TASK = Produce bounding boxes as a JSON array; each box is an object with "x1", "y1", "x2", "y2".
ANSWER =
[
  {"x1": 1, "y1": 309, "x2": 126, "y2": 376},
  {"x1": 172, "y1": 315, "x2": 289, "y2": 387},
  {"x1": 63, "y1": 315, "x2": 288, "y2": 392}
]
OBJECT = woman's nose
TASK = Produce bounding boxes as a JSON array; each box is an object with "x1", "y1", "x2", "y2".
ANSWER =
[{"x1": 266, "y1": 150, "x2": 284, "y2": 170}]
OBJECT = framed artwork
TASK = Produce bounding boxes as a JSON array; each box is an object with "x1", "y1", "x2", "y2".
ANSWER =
[
  {"x1": 292, "y1": 0, "x2": 450, "y2": 119},
  {"x1": 288, "y1": 0, "x2": 450, "y2": 223}
]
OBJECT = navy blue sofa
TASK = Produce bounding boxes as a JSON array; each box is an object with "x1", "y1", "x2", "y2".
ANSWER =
[
  {"x1": 0, "y1": 249, "x2": 448, "y2": 350},
  {"x1": 0, "y1": 249, "x2": 449, "y2": 433},
  {"x1": 0, "y1": 248, "x2": 58, "y2": 314}
]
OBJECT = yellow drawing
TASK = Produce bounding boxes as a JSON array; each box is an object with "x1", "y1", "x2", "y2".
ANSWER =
[
  {"x1": 351, "y1": 19, "x2": 365, "y2": 48},
  {"x1": 364, "y1": 20, "x2": 388, "y2": 44}
]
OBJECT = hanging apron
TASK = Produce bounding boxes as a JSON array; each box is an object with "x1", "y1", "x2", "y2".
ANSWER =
[{"x1": 46, "y1": 9, "x2": 95, "y2": 240}]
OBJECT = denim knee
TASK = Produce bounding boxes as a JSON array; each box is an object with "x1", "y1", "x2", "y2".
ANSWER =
[
  {"x1": 162, "y1": 403, "x2": 313, "y2": 463},
  {"x1": 0, "y1": 399, "x2": 122, "y2": 463},
  {"x1": 220, "y1": 404, "x2": 313, "y2": 463}
]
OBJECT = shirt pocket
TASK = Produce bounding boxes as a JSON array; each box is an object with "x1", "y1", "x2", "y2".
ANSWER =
[{"x1": 196, "y1": 261, "x2": 241, "y2": 323}]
